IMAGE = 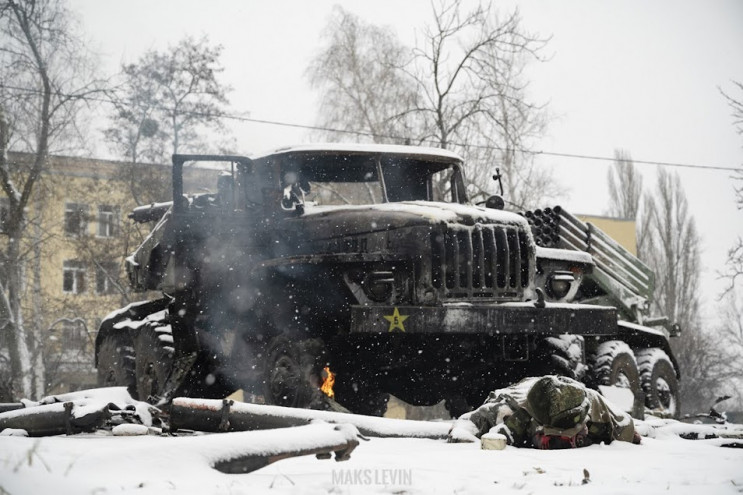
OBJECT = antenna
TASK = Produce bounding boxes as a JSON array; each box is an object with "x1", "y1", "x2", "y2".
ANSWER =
[{"x1": 492, "y1": 168, "x2": 504, "y2": 196}]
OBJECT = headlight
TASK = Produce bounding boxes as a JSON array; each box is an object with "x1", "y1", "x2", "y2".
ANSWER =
[
  {"x1": 546, "y1": 271, "x2": 575, "y2": 299},
  {"x1": 363, "y1": 271, "x2": 394, "y2": 302}
]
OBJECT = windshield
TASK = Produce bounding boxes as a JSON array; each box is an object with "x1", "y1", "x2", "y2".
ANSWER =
[{"x1": 282, "y1": 153, "x2": 463, "y2": 206}]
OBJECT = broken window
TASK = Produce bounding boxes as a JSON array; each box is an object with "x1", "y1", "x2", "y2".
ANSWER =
[{"x1": 64, "y1": 203, "x2": 89, "y2": 236}]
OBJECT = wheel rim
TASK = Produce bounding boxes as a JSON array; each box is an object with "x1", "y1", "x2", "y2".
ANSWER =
[
  {"x1": 655, "y1": 377, "x2": 676, "y2": 413},
  {"x1": 614, "y1": 371, "x2": 632, "y2": 389}
]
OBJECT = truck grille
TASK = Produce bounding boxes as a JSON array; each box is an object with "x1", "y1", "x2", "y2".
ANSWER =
[{"x1": 431, "y1": 225, "x2": 530, "y2": 299}]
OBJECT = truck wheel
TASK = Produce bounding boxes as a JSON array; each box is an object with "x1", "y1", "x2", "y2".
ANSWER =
[
  {"x1": 264, "y1": 336, "x2": 322, "y2": 408},
  {"x1": 535, "y1": 335, "x2": 587, "y2": 381},
  {"x1": 588, "y1": 340, "x2": 640, "y2": 393},
  {"x1": 636, "y1": 348, "x2": 680, "y2": 418},
  {"x1": 132, "y1": 321, "x2": 175, "y2": 402},
  {"x1": 96, "y1": 335, "x2": 135, "y2": 389}
]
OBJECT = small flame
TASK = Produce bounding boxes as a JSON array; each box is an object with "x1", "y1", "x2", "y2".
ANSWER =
[{"x1": 321, "y1": 366, "x2": 335, "y2": 399}]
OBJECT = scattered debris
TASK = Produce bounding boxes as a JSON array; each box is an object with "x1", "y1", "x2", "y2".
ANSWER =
[{"x1": 582, "y1": 468, "x2": 591, "y2": 485}]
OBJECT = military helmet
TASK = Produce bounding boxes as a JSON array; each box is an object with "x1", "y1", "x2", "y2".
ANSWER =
[{"x1": 526, "y1": 375, "x2": 589, "y2": 430}]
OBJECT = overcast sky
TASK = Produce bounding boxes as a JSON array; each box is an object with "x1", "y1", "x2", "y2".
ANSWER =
[{"x1": 69, "y1": 0, "x2": 743, "y2": 320}]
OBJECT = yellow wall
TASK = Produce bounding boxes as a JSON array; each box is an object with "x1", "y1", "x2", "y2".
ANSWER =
[
  {"x1": 2, "y1": 153, "x2": 221, "y2": 393},
  {"x1": 576, "y1": 214, "x2": 637, "y2": 256}
]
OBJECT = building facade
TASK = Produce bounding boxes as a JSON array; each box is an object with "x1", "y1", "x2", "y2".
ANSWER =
[{"x1": 0, "y1": 153, "x2": 218, "y2": 397}]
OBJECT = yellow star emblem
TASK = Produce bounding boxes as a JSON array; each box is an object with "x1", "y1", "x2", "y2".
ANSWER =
[{"x1": 383, "y1": 307, "x2": 408, "y2": 332}]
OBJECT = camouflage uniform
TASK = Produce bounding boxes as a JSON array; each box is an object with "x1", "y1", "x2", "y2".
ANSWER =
[{"x1": 448, "y1": 376, "x2": 638, "y2": 448}]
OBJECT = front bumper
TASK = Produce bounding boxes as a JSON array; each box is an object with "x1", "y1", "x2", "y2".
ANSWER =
[{"x1": 350, "y1": 302, "x2": 617, "y2": 336}]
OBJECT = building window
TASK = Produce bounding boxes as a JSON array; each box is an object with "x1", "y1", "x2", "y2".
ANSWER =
[
  {"x1": 95, "y1": 262, "x2": 119, "y2": 295},
  {"x1": 0, "y1": 197, "x2": 9, "y2": 232},
  {"x1": 62, "y1": 260, "x2": 86, "y2": 294},
  {"x1": 97, "y1": 205, "x2": 118, "y2": 237},
  {"x1": 61, "y1": 320, "x2": 87, "y2": 349},
  {"x1": 64, "y1": 203, "x2": 89, "y2": 236},
  {"x1": 49, "y1": 318, "x2": 89, "y2": 353}
]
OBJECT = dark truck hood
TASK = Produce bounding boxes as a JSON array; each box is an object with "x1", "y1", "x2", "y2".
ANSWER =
[{"x1": 285, "y1": 201, "x2": 529, "y2": 240}]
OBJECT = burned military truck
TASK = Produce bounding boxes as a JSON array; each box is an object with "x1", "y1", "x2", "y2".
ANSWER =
[{"x1": 95, "y1": 144, "x2": 680, "y2": 418}]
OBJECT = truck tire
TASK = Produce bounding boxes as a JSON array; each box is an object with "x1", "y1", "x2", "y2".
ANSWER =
[
  {"x1": 96, "y1": 335, "x2": 135, "y2": 389},
  {"x1": 636, "y1": 348, "x2": 680, "y2": 418},
  {"x1": 264, "y1": 336, "x2": 325, "y2": 409},
  {"x1": 588, "y1": 340, "x2": 640, "y2": 394},
  {"x1": 535, "y1": 335, "x2": 587, "y2": 381},
  {"x1": 131, "y1": 321, "x2": 175, "y2": 402}
]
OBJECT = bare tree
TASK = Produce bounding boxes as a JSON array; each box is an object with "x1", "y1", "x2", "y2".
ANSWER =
[
  {"x1": 104, "y1": 35, "x2": 231, "y2": 166},
  {"x1": 641, "y1": 168, "x2": 725, "y2": 412},
  {"x1": 722, "y1": 237, "x2": 743, "y2": 295},
  {"x1": 606, "y1": 149, "x2": 653, "y2": 257},
  {"x1": 0, "y1": 0, "x2": 101, "y2": 399},
  {"x1": 306, "y1": 1, "x2": 554, "y2": 207},
  {"x1": 713, "y1": 291, "x2": 743, "y2": 409},
  {"x1": 644, "y1": 169, "x2": 700, "y2": 331},
  {"x1": 307, "y1": 6, "x2": 419, "y2": 144},
  {"x1": 459, "y1": 23, "x2": 552, "y2": 208},
  {"x1": 607, "y1": 150, "x2": 643, "y2": 219},
  {"x1": 719, "y1": 81, "x2": 743, "y2": 142},
  {"x1": 719, "y1": 81, "x2": 743, "y2": 294},
  {"x1": 410, "y1": 1, "x2": 552, "y2": 206}
]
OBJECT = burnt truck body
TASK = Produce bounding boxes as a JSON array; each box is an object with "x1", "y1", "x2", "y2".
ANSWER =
[{"x1": 95, "y1": 144, "x2": 680, "y2": 418}]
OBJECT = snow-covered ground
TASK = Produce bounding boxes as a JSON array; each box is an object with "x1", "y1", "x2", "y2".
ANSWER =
[
  {"x1": 1, "y1": 389, "x2": 742, "y2": 494},
  {"x1": 1, "y1": 424, "x2": 742, "y2": 494}
]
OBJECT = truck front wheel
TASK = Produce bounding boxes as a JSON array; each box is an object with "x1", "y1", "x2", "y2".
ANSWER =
[
  {"x1": 264, "y1": 336, "x2": 330, "y2": 409},
  {"x1": 132, "y1": 321, "x2": 174, "y2": 402},
  {"x1": 534, "y1": 335, "x2": 587, "y2": 381},
  {"x1": 588, "y1": 340, "x2": 641, "y2": 395},
  {"x1": 97, "y1": 335, "x2": 135, "y2": 389},
  {"x1": 637, "y1": 348, "x2": 680, "y2": 418}
]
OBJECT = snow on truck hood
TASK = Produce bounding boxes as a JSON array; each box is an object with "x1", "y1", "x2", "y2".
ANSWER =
[{"x1": 299, "y1": 201, "x2": 528, "y2": 231}]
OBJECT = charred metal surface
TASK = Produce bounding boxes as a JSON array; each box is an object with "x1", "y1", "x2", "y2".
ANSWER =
[
  {"x1": 0, "y1": 403, "x2": 24, "y2": 413},
  {"x1": 94, "y1": 145, "x2": 677, "y2": 416},
  {"x1": 0, "y1": 401, "x2": 111, "y2": 437}
]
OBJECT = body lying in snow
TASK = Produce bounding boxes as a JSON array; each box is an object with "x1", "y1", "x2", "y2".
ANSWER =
[{"x1": 448, "y1": 375, "x2": 641, "y2": 449}]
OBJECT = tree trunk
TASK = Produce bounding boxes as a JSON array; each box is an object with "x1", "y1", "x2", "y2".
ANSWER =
[
  {"x1": 32, "y1": 196, "x2": 46, "y2": 399},
  {"x1": 4, "y1": 231, "x2": 33, "y2": 399}
]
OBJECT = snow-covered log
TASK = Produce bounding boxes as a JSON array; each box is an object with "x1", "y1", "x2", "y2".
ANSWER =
[
  {"x1": 0, "y1": 387, "x2": 158, "y2": 436},
  {"x1": 170, "y1": 397, "x2": 452, "y2": 439},
  {"x1": 0, "y1": 401, "x2": 110, "y2": 436},
  {"x1": 207, "y1": 423, "x2": 360, "y2": 473}
]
